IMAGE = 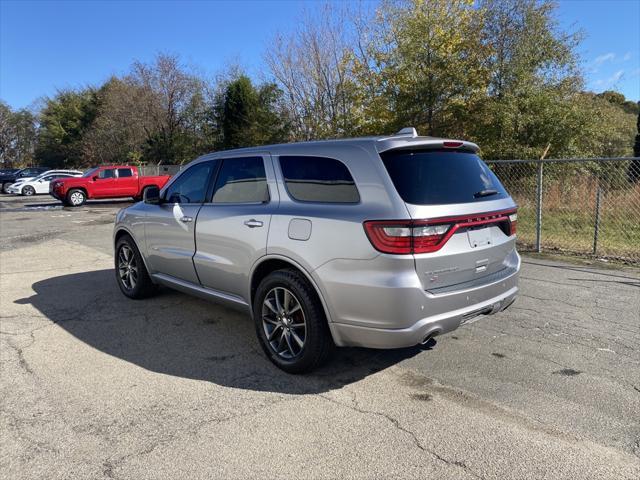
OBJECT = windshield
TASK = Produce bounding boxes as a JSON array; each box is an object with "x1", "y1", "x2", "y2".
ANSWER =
[
  {"x1": 83, "y1": 167, "x2": 99, "y2": 177},
  {"x1": 380, "y1": 149, "x2": 509, "y2": 205}
]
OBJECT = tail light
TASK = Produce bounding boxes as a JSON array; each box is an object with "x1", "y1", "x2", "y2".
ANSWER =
[{"x1": 364, "y1": 209, "x2": 517, "y2": 255}]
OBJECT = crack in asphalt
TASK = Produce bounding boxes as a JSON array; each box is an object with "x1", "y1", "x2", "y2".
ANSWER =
[{"x1": 319, "y1": 393, "x2": 485, "y2": 480}]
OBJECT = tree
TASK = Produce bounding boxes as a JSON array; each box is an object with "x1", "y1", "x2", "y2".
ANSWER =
[
  {"x1": 83, "y1": 54, "x2": 214, "y2": 166},
  {"x1": 265, "y1": 4, "x2": 355, "y2": 140},
  {"x1": 81, "y1": 77, "x2": 152, "y2": 165},
  {"x1": 36, "y1": 88, "x2": 100, "y2": 168},
  {"x1": 214, "y1": 75, "x2": 289, "y2": 149},
  {"x1": 0, "y1": 102, "x2": 15, "y2": 166},
  {"x1": 0, "y1": 101, "x2": 37, "y2": 167},
  {"x1": 129, "y1": 54, "x2": 206, "y2": 164},
  {"x1": 351, "y1": 0, "x2": 488, "y2": 137},
  {"x1": 597, "y1": 90, "x2": 639, "y2": 116},
  {"x1": 472, "y1": 0, "x2": 583, "y2": 159}
]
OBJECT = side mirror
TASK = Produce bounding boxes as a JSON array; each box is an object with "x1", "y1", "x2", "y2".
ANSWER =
[
  {"x1": 92, "y1": 176, "x2": 99, "y2": 181},
  {"x1": 144, "y1": 186, "x2": 161, "y2": 205}
]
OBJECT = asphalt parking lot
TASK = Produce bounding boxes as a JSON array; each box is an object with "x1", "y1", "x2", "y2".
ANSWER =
[{"x1": 1, "y1": 194, "x2": 639, "y2": 479}]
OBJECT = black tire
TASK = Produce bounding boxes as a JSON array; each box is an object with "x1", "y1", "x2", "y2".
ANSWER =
[
  {"x1": 22, "y1": 185, "x2": 36, "y2": 196},
  {"x1": 2, "y1": 182, "x2": 12, "y2": 194},
  {"x1": 66, "y1": 188, "x2": 86, "y2": 206},
  {"x1": 136, "y1": 186, "x2": 153, "y2": 202},
  {"x1": 253, "y1": 269, "x2": 333, "y2": 373},
  {"x1": 114, "y1": 234, "x2": 157, "y2": 299}
]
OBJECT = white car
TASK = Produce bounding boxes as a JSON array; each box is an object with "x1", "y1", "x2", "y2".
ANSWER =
[{"x1": 8, "y1": 170, "x2": 83, "y2": 196}]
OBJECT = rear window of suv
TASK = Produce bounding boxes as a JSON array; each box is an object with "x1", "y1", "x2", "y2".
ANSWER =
[{"x1": 380, "y1": 149, "x2": 508, "y2": 205}]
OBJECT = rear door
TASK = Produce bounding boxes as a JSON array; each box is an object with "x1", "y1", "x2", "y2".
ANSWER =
[
  {"x1": 115, "y1": 167, "x2": 138, "y2": 197},
  {"x1": 144, "y1": 160, "x2": 218, "y2": 284},
  {"x1": 193, "y1": 154, "x2": 276, "y2": 300},
  {"x1": 380, "y1": 148, "x2": 517, "y2": 292}
]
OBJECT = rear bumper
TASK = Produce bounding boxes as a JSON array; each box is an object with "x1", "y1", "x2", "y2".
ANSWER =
[
  {"x1": 317, "y1": 250, "x2": 520, "y2": 349},
  {"x1": 329, "y1": 283, "x2": 518, "y2": 348}
]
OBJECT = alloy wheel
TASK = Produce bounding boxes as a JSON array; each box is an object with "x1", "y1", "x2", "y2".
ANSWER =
[
  {"x1": 70, "y1": 191, "x2": 84, "y2": 205},
  {"x1": 262, "y1": 287, "x2": 307, "y2": 359},
  {"x1": 118, "y1": 245, "x2": 138, "y2": 290}
]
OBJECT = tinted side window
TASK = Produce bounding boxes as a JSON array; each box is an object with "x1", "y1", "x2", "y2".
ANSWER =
[
  {"x1": 212, "y1": 157, "x2": 268, "y2": 204},
  {"x1": 98, "y1": 169, "x2": 116, "y2": 179},
  {"x1": 117, "y1": 168, "x2": 133, "y2": 178},
  {"x1": 164, "y1": 161, "x2": 216, "y2": 204},
  {"x1": 279, "y1": 156, "x2": 359, "y2": 203}
]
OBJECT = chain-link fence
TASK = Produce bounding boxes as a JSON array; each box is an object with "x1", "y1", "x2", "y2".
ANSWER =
[
  {"x1": 138, "y1": 158, "x2": 640, "y2": 265},
  {"x1": 139, "y1": 164, "x2": 184, "y2": 177},
  {"x1": 487, "y1": 158, "x2": 640, "y2": 265}
]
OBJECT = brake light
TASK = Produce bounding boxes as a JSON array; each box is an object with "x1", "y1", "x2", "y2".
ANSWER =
[
  {"x1": 364, "y1": 208, "x2": 517, "y2": 254},
  {"x1": 443, "y1": 141, "x2": 463, "y2": 148},
  {"x1": 363, "y1": 222, "x2": 413, "y2": 254},
  {"x1": 364, "y1": 221, "x2": 453, "y2": 254}
]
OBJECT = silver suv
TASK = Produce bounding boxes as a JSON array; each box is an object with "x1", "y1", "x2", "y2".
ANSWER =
[{"x1": 113, "y1": 128, "x2": 519, "y2": 373}]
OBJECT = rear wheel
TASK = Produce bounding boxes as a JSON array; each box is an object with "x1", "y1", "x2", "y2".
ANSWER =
[
  {"x1": 115, "y1": 235, "x2": 157, "y2": 299},
  {"x1": 22, "y1": 185, "x2": 36, "y2": 196},
  {"x1": 136, "y1": 186, "x2": 153, "y2": 202},
  {"x1": 253, "y1": 269, "x2": 333, "y2": 373},
  {"x1": 67, "y1": 189, "x2": 86, "y2": 206}
]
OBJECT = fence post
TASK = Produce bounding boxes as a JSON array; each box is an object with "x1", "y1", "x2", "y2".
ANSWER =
[
  {"x1": 593, "y1": 182, "x2": 602, "y2": 256},
  {"x1": 535, "y1": 161, "x2": 544, "y2": 253}
]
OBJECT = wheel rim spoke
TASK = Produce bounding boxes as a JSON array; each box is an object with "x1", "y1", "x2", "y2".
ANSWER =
[
  {"x1": 261, "y1": 286, "x2": 306, "y2": 360},
  {"x1": 118, "y1": 245, "x2": 137, "y2": 290},
  {"x1": 284, "y1": 331, "x2": 295, "y2": 356},
  {"x1": 264, "y1": 299, "x2": 278, "y2": 314},
  {"x1": 290, "y1": 330, "x2": 304, "y2": 348},
  {"x1": 287, "y1": 303, "x2": 301, "y2": 315}
]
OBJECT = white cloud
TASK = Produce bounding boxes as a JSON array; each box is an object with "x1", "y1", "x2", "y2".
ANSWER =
[
  {"x1": 594, "y1": 70, "x2": 625, "y2": 87},
  {"x1": 593, "y1": 52, "x2": 615, "y2": 66},
  {"x1": 622, "y1": 52, "x2": 632, "y2": 61}
]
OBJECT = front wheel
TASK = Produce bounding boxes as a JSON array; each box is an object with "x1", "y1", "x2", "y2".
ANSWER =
[
  {"x1": 22, "y1": 185, "x2": 36, "y2": 196},
  {"x1": 115, "y1": 235, "x2": 157, "y2": 299},
  {"x1": 253, "y1": 269, "x2": 333, "y2": 373},
  {"x1": 66, "y1": 189, "x2": 86, "y2": 206}
]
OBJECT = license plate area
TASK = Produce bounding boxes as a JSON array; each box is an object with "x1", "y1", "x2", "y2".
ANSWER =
[{"x1": 467, "y1": 227, "x2": 492, "y2": 248}]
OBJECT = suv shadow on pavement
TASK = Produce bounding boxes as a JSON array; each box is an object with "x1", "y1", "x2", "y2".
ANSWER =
[{"x1": 17, "y1": 269, "x2": 424, "y2": 394}]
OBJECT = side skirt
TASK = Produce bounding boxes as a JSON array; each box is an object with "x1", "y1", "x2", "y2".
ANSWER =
[{"x1": 151, "y1": 273, "x2": 251, "y2": 315}]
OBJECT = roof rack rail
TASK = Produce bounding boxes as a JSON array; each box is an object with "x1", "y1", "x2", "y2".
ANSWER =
[{"x1": 394, "y1": 127, "x2": 418, "y2": 138}]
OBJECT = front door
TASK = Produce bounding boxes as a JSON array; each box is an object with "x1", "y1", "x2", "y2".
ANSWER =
[
  {"x1": 144, "y1": 160, "x2": 218, "y2": 284},
  {"x1": 92, "y1": 168, "x2": 117, "y2": 197},
  {"x1": 194, "y1": 154, "x2": 277, "y2": 300}
]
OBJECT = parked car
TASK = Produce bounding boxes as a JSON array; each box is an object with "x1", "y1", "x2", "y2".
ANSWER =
[
  {"x1": 7, "y1": 170, "x2": 83, "y2": 196},
  {"x1": 1, "y1": 167, "x2": 49, "y2": 193},
  {"x1": 0, "y1": 168, "x2": 19, "y2": 175},
  {"x1": 50, "y1": 165, "x2": 171, "y2": 206},
  {"x1": 113, "y1": 128, "x2": 520, "y2": 373}
]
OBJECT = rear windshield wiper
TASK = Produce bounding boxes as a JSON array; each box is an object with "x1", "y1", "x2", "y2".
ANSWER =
[{"x1": 473, "y1": 189, "x2": 498, "y2": 198}]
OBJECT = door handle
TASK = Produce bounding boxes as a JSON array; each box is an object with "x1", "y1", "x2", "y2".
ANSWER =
[
  {"x1": 244, "y1": 219, "x2": 263, "y2": 228},
  {"x1": 180, "y1": 216, "x2": 193, "y2": 223}
]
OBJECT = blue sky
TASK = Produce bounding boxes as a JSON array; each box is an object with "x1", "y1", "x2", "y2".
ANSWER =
[{"x1": 1, "y1": 0, "x2": 638, "y2": 110}]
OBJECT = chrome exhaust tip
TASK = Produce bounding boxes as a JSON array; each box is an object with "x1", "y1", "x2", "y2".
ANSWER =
[{"x1": 420, "y1": 331, "x2": 440, "y2": 346}]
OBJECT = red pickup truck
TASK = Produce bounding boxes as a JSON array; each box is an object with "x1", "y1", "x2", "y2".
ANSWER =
[{"x1": 50, "y1": 165, "x2": 171, "y2": 206}]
